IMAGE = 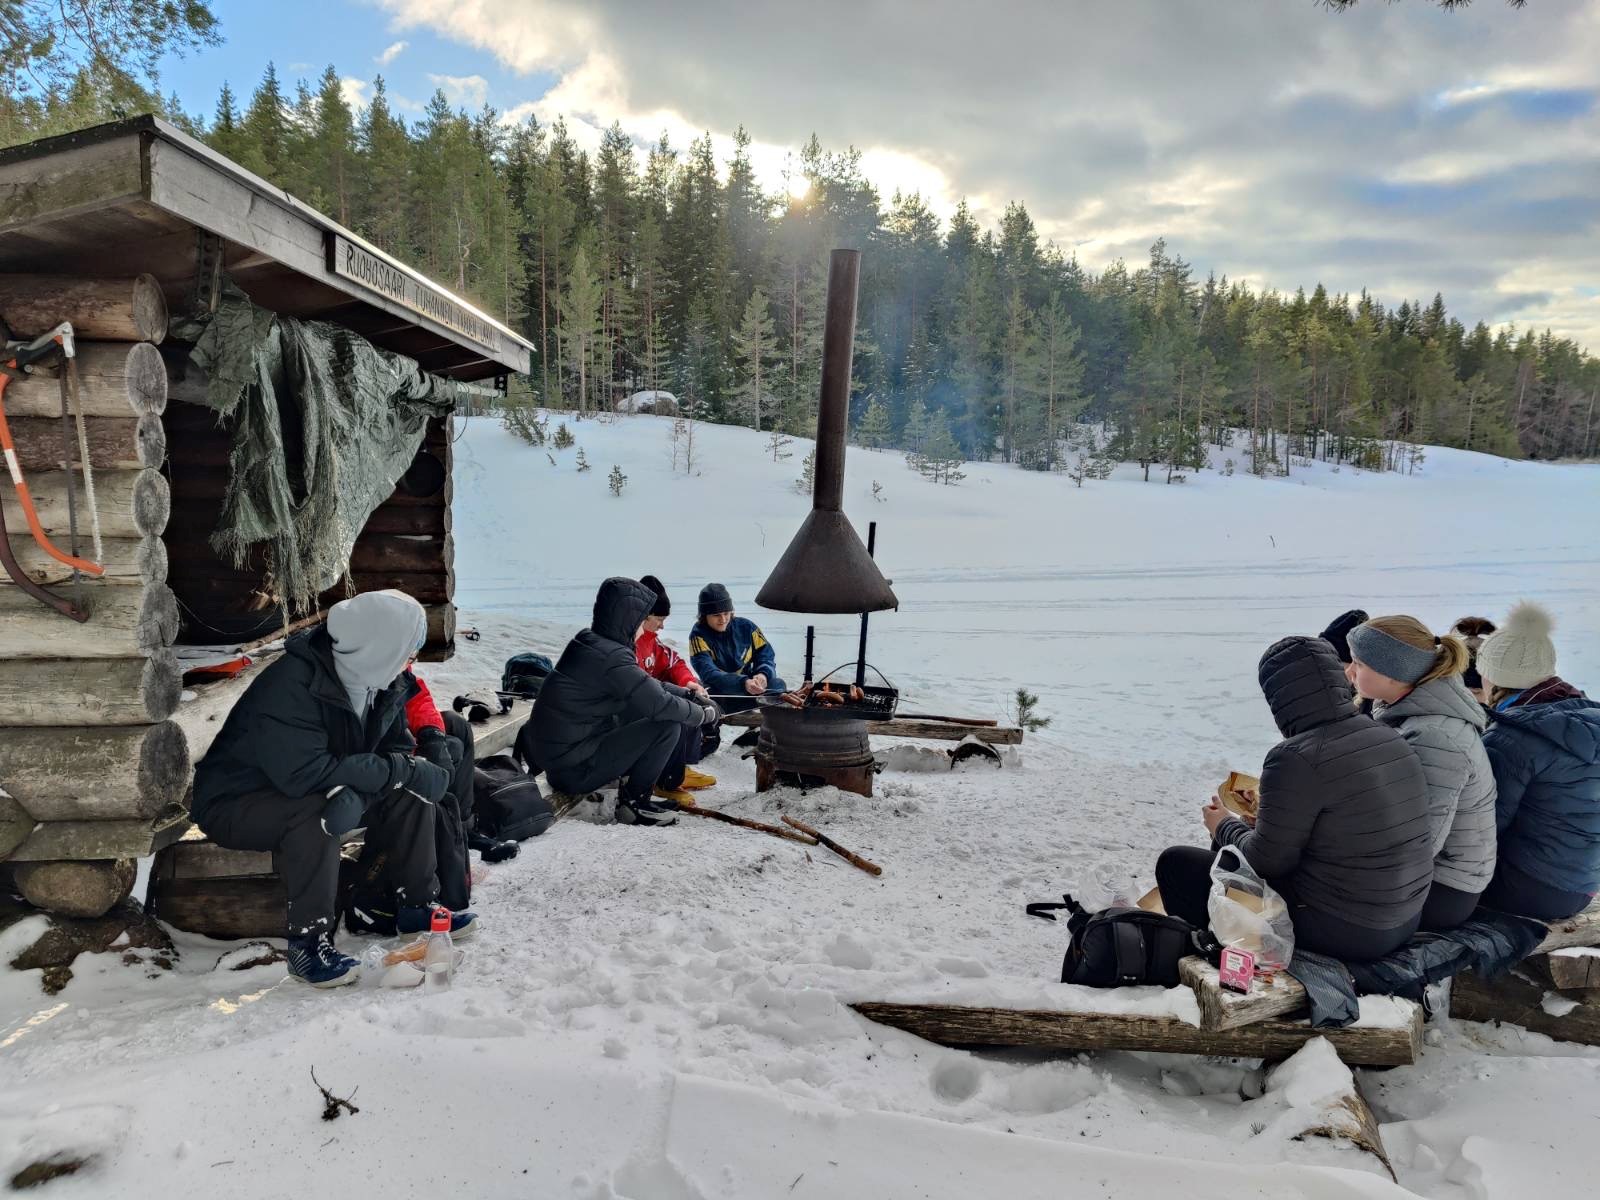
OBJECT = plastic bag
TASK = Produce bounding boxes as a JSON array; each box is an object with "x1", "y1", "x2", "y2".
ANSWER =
[{"x1": 1207, "y1": 846, "x2": 1294, "y2": 970}]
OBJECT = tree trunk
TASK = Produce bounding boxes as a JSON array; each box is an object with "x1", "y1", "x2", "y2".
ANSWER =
[
  {"x1": 0, "y1": 274, "x2": 167, "y2": 342},
  {"x1": 7, "y1": 413, "x2": 166, "y2": 472}
]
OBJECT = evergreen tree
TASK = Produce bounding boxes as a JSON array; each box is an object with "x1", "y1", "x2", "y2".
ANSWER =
[
  {"x1": 856, "y1": 395, "x2": 892, "y2": 449},
  {"x1": 559, "y1": 247, "x2": 603, "y2": 411},
  {"x1": 608, "y1": 464, "x2": 627, "y2": 495},
  {"x1": 732, "y1": 288, "x2": 776, "y2": 430}
]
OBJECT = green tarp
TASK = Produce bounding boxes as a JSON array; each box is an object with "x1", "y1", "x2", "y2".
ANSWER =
[{"x1": 176, "y1": 283, "x2": 459, "y2": 613}]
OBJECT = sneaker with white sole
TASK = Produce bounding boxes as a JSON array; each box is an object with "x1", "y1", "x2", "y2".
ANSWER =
[
  {"x1": 286, "y1": 933, "x2": 360, "y2": 988},
  {"x1": 616, "y1": 793, "x2": 679, "y2": 827}
]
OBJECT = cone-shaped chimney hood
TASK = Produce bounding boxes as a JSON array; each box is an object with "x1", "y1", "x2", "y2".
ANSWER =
[{"x1": 757, "y1": 249, "x2": 898, "y2": 615}]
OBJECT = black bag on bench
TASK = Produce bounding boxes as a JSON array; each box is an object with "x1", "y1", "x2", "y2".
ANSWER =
[
  {"x1": 473, "y1": 753, "x2": 555, "y2": 841},
  {"x1": 1027, "y1": 894, "x2": 1207, "y2": 988}
]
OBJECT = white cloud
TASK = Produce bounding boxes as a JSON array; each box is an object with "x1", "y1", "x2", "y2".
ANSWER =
[
  {"x1": 340, "y1": 76, "x2": 371, "y2": 113},
  {"x1": 379, "y1": 0, "x2": 1600, "y2": 347},
  {"x1": 427, "y1": 72, "x2": 490, "y2": 109},
  {"x1": 376, "y1": 40, "x2": 409, "y2": 67}
]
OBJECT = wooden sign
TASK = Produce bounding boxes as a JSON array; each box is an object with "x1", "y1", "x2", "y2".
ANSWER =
[{"x1": 326, "y1": 234, "x2": 499, "y2": 355}]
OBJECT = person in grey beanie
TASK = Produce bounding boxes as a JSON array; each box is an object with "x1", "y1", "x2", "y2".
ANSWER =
[{"x1": 1347, "y1": 615, "x2": 1497, "y2": 931}]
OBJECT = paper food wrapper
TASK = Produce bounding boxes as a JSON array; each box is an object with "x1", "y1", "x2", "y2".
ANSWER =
[{"x1": 1218, "y1": 770, "x2": 1261, "y2": 820}]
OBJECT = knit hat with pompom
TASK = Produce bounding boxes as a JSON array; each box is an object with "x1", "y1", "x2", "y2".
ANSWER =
[{"x1": 1476, "y1": 601, "x2": 1557, "y2": 690}]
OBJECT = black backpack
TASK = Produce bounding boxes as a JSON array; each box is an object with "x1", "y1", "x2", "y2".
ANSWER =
[
  {"x1": 472, "y1": 753, "x2": 555, "y2": 841},
  {"x1": 501, "y1": 653, "x2": 555, "y2": 699},
  {"x1": 1027, "y1": 894, "x2": 1208, "y2": 988}
]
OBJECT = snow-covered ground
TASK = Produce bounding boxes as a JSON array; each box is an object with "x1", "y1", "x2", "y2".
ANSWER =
[{"x1": 4, "y1": 413, "x2": 1599, "y2": 1198}]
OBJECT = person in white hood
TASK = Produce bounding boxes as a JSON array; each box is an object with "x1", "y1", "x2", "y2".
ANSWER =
[{"x1": 193, "y1": 590, "x2": 478, "y2": 988}]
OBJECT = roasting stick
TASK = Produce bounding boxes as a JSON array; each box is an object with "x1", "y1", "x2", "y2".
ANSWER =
[
  {"x1": 781, "y1": 816, "x2": 883, "y2": 876},
  {"x1": 675, "y1": 800, "x2": 820, "y2": 846}
]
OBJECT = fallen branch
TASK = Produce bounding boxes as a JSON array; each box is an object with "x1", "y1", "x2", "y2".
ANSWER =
[
  {"x1": 781, "y1": 815, "x2": 883, "y2": 876},
  {"x1": 311, "y1": 1067, "x2": 360, "y2": 1121},
  {"x1": 676, "y1": 801, "x2": 820, "y2": 846}
]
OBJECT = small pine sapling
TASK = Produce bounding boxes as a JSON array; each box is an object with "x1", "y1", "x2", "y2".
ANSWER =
[
  {"x1": 576, "y1": 448, "x2": 592, "y2": 472},
  {"x1": 766, "y1": 428, "x2": 794, "y2": 462},
  {"x1": 795, "y1": 450, "x2": 815, "y2": 494},
  {"x1": 608, "y1": 465, "x2": 627, "y2": 496},
  {"x1": 1014, "y1": 688, "x2": 1052, "y2": 732},
  {"x1": 871, "y1": 479, "x2": 886, "y2": 502},
  {"x1": 553, "y1": 421, "x2": 575, "y2": 450}
]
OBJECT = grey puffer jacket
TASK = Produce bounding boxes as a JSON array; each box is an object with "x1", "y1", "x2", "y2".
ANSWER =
[
  {"x1": 529, "y1": 577, "x2": 711, "y2": 781},
  {"x1": 1216, "y1": 636, "x2": 1434, "y2": 931},
  {"x1": 1373, "y1": 675, "x2": 1497, "y2": 895}
]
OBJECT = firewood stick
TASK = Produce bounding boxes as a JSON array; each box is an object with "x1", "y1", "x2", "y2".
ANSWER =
[
  {"x1": 895, "y1": 712, "x2": 1000, "y2": 727},
  {"x1": 781, "y1": 815, "x2": 883, "y2": 876},
  {"x1": 675, "y1": 801, "x2": 820, "y2": 846}
]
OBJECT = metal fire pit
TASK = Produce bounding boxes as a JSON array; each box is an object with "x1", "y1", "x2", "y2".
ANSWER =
[{"x1": 755, "y1": 706, "x2": 876, "y2": 798}]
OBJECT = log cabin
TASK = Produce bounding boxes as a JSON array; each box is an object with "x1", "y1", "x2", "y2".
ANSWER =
[{"x1": 0, "y1": 116, "x2": 531, "y2": 915}]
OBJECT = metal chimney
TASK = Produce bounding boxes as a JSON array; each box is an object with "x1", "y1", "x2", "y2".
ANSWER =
[{"x1": 756, "y1": 249, "x2": 898, "y2": 615}]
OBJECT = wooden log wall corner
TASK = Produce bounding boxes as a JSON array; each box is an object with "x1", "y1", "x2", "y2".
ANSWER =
[{"x1": 0, "y1": 276, "x2": 178, "y2": 865}]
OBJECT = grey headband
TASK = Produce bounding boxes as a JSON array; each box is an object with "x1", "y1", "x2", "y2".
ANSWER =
[{"x1": 1347, "y1": 624, "x2": 1437, "y2": 685}]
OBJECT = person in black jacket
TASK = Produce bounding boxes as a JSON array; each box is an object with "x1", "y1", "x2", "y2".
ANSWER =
[
  {"x1": 191, "y1": 590, "x2": 476, "y2": 989},
  {"x1": 529, "y1": 577, "x2": 719, "y2": 827},
  {"x1": 1156, "y1": 636, "x2": 1434, "y2": 961}
]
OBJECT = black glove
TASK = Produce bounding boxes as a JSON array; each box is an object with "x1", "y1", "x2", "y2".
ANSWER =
[
  {"x1": 391, "y1": 754, "x2": 450, "y2": 805},
  {"x1": 481, "y1": 839, "x2": 520, "y2": 863},
  {"x1": 416, "y1": 727, "x2": 463, "y2": 771},
  {"x1": 322, "y1": 786, "x2": 365, "y2": 836}
]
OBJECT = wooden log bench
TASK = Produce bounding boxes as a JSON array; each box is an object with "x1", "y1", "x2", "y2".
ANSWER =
[
  {"x1": 721, "y1": 709, "x2": 1024, "y2": 746},
  {"x1": 149, "y1": 698, "x2": 534, "y2": 939},
  {"x1": 1178, "y1": 900, "x2": 1600, "y2": 1037},
  {"x1": 851, "y1": 997, "x2": 1423, "y2": 1068}
]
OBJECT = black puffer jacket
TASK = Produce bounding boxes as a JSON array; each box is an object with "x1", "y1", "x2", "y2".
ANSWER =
[
  {"x1": 529, "y1": 577, "x2": 709, "y2": 777},
  {"x1": 1215, "y1": 636, "x2": 1434, "y2": 931},
  {"x1": 192, "y1": 626, "x2": 418, "y2": 823}
]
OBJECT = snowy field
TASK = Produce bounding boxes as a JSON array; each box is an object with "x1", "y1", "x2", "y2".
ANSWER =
[{"x1": 4, "y1": 412, "x2": 1599, "y2": 1198}]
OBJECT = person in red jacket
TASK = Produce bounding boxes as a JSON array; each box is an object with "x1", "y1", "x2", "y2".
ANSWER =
[{"x1": 638, "y1": 575, "x2": 718, "y2": 797}]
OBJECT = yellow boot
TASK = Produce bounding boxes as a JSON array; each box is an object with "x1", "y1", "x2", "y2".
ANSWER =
[
  {"x1": 680, "y1": 767, "x2": 717, "y2": 791},
  {"x1": 654, "y1": 786, "x2": 695, "y2": 806}
]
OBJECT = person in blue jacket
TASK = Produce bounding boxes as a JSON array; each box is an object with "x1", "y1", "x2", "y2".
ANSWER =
[
  {"x1": 1476, "y1": 601, "x2": 1600, "y2": 921},
  {"x1": 689, "y1": 583, "x2": 786, "y2": 714}
]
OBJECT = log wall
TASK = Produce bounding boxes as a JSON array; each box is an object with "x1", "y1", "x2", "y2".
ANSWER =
[{"x1": 1, "y1": 272, "x2": 458, "y2": 870}]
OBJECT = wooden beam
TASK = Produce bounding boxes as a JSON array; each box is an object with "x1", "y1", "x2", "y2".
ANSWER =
[
  {"x1": 1453, "y1": 968, "x2": 1600, "y2": 1048},
  {"x1": 0, "y1": 273, "x2": 167, "y2": 342},
  {"x1": 0, "y1": 720, "x2": 190, "y2": 821},
  {"x1": 0, "y1": 650, "x2": 181, "y2": 725},
  {"x1": 1, "y1": 341, "x2": 168, "y2": 417},
  {"x1": 0, "y1": 579, "x2": 178, "y2": 658},
  {"x1": 171, "y1": 658, "x2": 275, "y2": 763},
  {"x1": 720, "y1": 709, "x2": 1023, "y2": 745},
  {"x1": 1532, "y1": 949, "x2": 1600, "y2": 992},
  {"x1": 0, "y1": 134, "x2": 144, "y2": 238},
  {"x1": 472, "y1": 704, "x2": 531, "y2": 758},
  {"x1": 850, "y1": 1000, "x2": 1421, "y2": 1068},
  {"x1": 0, "y1": 466, "x2": 170, "y2": 540},
  {"x1": 7, "y1": 413, "x2": 166, "y2": 471}
]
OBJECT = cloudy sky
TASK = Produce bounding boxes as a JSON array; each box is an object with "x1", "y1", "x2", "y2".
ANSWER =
[{"x1": 167, "y1": 1, "x2": 1599, "y2": 348}]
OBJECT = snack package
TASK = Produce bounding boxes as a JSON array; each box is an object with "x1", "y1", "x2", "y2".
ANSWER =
[{"x1": 1207, "y1": 846, "x2": 1293, "y2": 972}]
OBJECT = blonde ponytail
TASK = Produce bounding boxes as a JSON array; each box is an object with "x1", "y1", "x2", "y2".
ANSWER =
[{"x1": 1362, "y1": 615, "x2": 1469, "y2": 686}]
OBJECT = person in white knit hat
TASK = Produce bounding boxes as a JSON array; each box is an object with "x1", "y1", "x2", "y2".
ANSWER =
[{"x1": 1477, "y1": 602, "x2": 1600, "y2": 921}]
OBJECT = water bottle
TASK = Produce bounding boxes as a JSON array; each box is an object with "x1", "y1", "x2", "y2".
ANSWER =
[
  {"x1": 361, "y1": 943, "x2": 386, "y2": 986},
  {"x1": 423, "y1": 908, "x2": 453, "y2": 992}
]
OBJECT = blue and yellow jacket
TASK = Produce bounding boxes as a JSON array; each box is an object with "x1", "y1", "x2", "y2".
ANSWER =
[{"x1": 689, "y1": 617, "x2": 784, "y2": 697}]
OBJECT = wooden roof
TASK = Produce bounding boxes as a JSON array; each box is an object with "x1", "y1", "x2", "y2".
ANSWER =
[{"x1": 0, "y1": 116, "x2": 532, "y2": 381}]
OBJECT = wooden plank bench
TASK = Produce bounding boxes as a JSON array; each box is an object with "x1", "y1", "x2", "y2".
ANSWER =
[
  {"x1": 851, "y1": 998, "x2": 1423, "y2": 1067},
  {"x1": 1179, "y1": 900, "x2": 1600, "y2": 1033},
  {"x1": 721, "y1": 709, "x2": 1024, "y2": 745}
]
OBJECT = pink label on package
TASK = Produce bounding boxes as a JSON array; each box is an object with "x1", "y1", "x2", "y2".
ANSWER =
[{"x1": 1218, "y1": 947, "x2": 1256, "y2": 993}]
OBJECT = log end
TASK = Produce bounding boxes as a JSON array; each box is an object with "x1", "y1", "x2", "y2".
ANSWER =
[
  {"x1": 125, "y1": 342, "x2": 168, "y2": 415},
  {"x1": 141, "y1": 648, "x2": 182, "y2": 722},
  {"x1": 132, "y1": 468, "x2": 172, "y2": 537},
  {"x1": 137, "y1": 721, "x2": 192, "y2": 814},
  {"x1": 133, "y1": 274, "x2": 169, "y2": 345},
  {"x1": 135, "y1": 583, "x2": 180, "y2": 652}
]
